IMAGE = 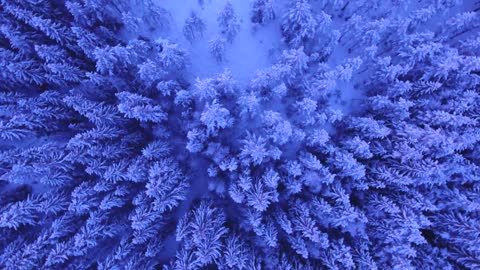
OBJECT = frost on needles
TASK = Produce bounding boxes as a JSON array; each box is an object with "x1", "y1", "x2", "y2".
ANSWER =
[{"x1": 0, "y1": 0, "x2": 479, "y2": 269}]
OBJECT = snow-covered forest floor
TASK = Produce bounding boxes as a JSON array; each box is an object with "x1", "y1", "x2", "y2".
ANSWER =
[{"x1": 159, "y1": 0, "x2": 283, "y2": 87}]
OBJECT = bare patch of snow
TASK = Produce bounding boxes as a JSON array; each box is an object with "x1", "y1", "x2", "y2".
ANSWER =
[{"x1": 156, "y1": 0, "x2": 283, "y2": 87}]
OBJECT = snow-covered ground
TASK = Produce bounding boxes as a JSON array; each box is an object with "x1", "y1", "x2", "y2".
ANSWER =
[{"x1": 157, "y1": 0, "x2": 283, "y2": 87}]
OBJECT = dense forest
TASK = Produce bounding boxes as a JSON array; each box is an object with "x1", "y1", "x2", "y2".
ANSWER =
[{"x1": 0, "y1": 0, "x2": 479, "y2": 269}]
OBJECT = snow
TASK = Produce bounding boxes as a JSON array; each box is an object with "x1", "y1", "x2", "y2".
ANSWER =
[
  {"x1": 152, "y1": 0, "x2": 363, "y2": 116},
  {"x1": 0, "y1": 133, "x2": 71, "y2": 195},
  {"x1": 156, "y1": 0, "x2": 283, "y2": 87}
]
